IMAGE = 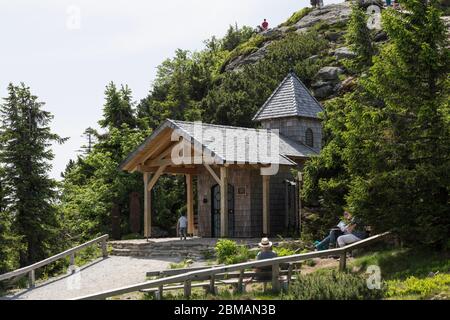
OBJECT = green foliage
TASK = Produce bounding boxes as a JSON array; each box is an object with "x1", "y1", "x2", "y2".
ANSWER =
[
  {"x1": 386, "y1": 273, "x2": 450, "y2": 299},
  {"x1": 0, "y1": 83, "x2": 67, "y2": 266},
  {"x1": 352, "y1": 248, "x2": 450, "y2": 280},
  {"x1": 221, "y1": 24, "x2": 256, "y2": 52},
  {"x1": 280, "y1": 7, "x2": 313, "y2": 27},
  {"x1": 273, "y1": 247, "x2": 296, "y2": 257},
  {"x1": 352, "y1": 248, "x2": 450, "y2": 299},
  {"x1": 303, "y1": 1, "x2": 450, "y2": 247},
  {"x1": 214, "y1": 239, "x2": 251, "y2": 264},
  {"x1": 344, "y1": 4, "x2": 374, "y2": 72},
  {"x1": 284, "y1": 270, "x2": 385, "y2": 300}
]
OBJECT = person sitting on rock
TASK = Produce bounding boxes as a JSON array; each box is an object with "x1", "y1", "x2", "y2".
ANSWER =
[{"x1": 261, "y1": 19, "x2": 269, "y2": 31}]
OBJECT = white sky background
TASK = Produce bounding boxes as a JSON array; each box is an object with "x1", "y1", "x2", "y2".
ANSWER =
[{"x1": 0, "y1": 0, "x2": 342, "y2": 180}]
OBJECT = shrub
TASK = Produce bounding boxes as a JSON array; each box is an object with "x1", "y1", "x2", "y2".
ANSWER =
[
  {"x1": 284, "y1": 270, "x2": 385, "y2": 300},
  {"x1": 274, "y1": 247, "x2": 297, "y2": 257},
  {"x1": 214, "y1": 239, "x2": 251, "y2": 265},
  {"x1": 386, "y1": 274, "x2": 450, "y2": 299}
]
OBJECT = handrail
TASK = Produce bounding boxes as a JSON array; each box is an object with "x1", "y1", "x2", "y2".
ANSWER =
[
  {"x1": 0, "y1": 234, "x2": 109, "y2": 288},
  {"x1": 74, "y1": 232, "x2": 390, "y2": 300}
]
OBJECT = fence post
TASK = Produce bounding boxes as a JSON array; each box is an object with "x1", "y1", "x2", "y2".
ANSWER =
[
  {"x1": 184, "y1": 280, "x2": 192, "y2": 298},
  {"x1": 237, "y1": 269, "x2": 244, "y2": 293},
  {"x1": 272, "y1": 263, "x2": 280, "y2": 293},
  {"x1": 28, "y1": 270, "x2": 35, "y2": 288},
  {"x1": 69, "y1": 253, "x2": 76, "y2": 274},
  {"x1": 101, "y1": 238, "x2": 108, "y2": 258},
  {"x1": 339, "y1": 250, "x2": 347, "y2": 271},
  {"x1": 209, "y1": 275, "x2": 216, "y2": 295},
  {"x1": 287, "y1": 263, "x2": 294, "y2": 290}
]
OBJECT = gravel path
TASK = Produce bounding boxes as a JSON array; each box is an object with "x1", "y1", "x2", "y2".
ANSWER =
[{"x1": 2, "y1": 256, "x2": 186, "y2": 300}]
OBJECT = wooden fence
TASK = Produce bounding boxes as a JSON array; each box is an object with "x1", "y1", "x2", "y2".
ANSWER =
[
  {"x1": 0, "y1": 234, "x2": 109, "y2": 288},
  {"x1": 74, "y1": 232, "x2": 390, "y2": 300}
]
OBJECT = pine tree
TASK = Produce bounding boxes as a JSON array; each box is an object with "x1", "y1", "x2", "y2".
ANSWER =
[
  {"x1": 345, "y1": 4, "x2": 374, "y2": 72},
  {"x1": 345, "y1": 0, "x2": 450, "y2": 246},
  {"x1": 0, "y1": 83, "x2": 67, "y2": 266},
  {"x1": 99, "y1": 82, "x2": 136, "y2": 130},
  {"x1": 0, "y1": 167, "x2": 19, "y2": 274}
]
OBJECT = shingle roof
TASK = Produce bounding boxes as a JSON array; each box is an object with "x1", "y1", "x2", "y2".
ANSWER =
[
  {"x1": 171, "y1": 120, "x2": 317, "y2": 165},
  {"x1": 253, "y1": 72, "x2": 324, "y2": 121},
  {"x1": 119, "y1": 119, "x2": 318, "y2": 170}
]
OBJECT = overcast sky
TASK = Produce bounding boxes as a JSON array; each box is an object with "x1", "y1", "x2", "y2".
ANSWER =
[{"x1": 0, "y1": 0, "x2": 341, "y2": 179}]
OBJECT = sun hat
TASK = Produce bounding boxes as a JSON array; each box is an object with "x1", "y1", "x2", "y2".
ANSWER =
[{"x1": 258, "y1": 237, "x2": 272, "y2": 248}]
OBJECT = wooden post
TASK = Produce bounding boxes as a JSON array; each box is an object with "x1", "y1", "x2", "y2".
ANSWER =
[
  {"x1": 157, "y1": 285, "x2": 163, "y2": 300},
  {"x1": 271, "y1": 263, "x2": 280, "y2": 293},
  {"x1": 297, "y1": 172, "x2": 303, "y2": 235},
  {"x1": 29, "y1": 270, "x2": 35, "y2": 288},
  {"x1": 186, "y1": 174, "x2": 194, "y2": 235},
  {"x1": 143, "y1": 172, "x2": 152, "y2": 238},
  {"x1": 220, "y1": 166, "x2": 228, "y2": 238},
  {"x1": 209, "y1": 275, "x2": 216, "y2": 295},
  {"x1": 284, "y1": 181, "x2": 289, "y2": 229},
  {"x1": 237, "y1": 269, "x2": 244, "y2": 293},
  {"x1": 287, "y1": 263, "x2": 293, "y2": 289},
  {"x1": 101, "y1": 239, "x2": 108, "y2": 258},
  {"x1": 262, "y1": 175, "x2": 270, "y2": 235},
  {"x1": 339, "y1": 250, "x2": 347, "y2": 271},
  {"x1": 184, "y1": 280, "x2": 192, "y2": 298},
  {"x1": 70, "y1": 253, "x2": 75, "y2": 274}
]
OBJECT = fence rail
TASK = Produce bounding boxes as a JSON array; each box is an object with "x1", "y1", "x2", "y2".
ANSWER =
[
  {"x1": 0, "y1": 234, "x2": 109, "y2": 288},
  {"x1": 74, "y1": 232, "x2": 390, "y2": 300}
]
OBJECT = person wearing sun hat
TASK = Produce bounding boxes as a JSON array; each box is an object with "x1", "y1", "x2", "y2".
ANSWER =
[{"x1": 253, "y1": 237, "x2": 278, "y2": 281}]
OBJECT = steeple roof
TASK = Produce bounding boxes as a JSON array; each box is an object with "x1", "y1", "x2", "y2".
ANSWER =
[{"x1": 252, "y1": 72, "x2": 323, "y2": 121}]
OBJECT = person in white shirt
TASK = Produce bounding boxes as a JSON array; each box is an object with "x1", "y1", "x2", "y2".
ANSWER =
[{"x1": 177, "y1": 214, "x2": 188, "y2": 240}]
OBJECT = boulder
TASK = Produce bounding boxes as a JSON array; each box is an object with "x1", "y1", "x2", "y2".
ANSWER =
[
  {"x1": 334, "y1": 46, "x2": 357, "y2": 59},
  {"x1": 294, "y1": 3, "x2": 352, "y2": 33},
  {"x1": 313, "y1": 84, "x2": 336, "y2": 99},
  {"x1": 315, "y1": 66, "x2": 343, "y2": 81}
]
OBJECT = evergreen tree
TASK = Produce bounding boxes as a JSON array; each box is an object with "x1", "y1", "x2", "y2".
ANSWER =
[
  {"x1": 0, "y1": 83, "x2": 67, "y2": 266},
  {"x1": 345, "y1": 4, "x2": 374, "y2": 72},
  {"x1": 0, "y1": 167, "x2": 19, "y2": 274},
  {"x1": 99, "y1": 82, "x2": 136, "y2": 130},
  {"x1": 345, "y1": 0, "x2": 450, "y2": 246}
]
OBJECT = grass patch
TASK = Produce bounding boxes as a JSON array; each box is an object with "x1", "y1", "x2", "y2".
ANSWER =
[
  {"x1": 351, "y1": 248, "x2": 450, "y2": 280},
  {"x1": 280, "y1": 7, "x2": 313, "y2": 27},
  {"x1": 385, "y1": 273, "x2": 450, "y2": 300}
]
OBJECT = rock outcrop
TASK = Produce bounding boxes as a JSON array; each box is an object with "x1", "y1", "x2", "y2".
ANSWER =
[
  {"x1": 224, "y1": 2, "x2": 352, "y2": 72},
  {"x1": 312, "y1": 66, "x2": 343, "y2": 99}
]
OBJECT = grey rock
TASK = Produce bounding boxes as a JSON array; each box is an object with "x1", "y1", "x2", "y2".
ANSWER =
[
  {"x1": 334, "y1": 47, "x2": 357, "y2": 59},
  {"x1": 315, "y1": 66, "x2": 343, "y2": 81},
  {"x1": 225, "y1": 42, "x2": 270, "y2": 72},
  {"x1": 313, "y1": 85, "x2": 335, "y2": 99},
  {"x1": 294, "y1": 3, "x2": 352, "y2": 33}
]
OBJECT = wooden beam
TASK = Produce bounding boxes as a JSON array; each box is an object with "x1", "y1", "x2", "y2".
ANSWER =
[
  {"x1": 186, "y1": 174, "x2": 194, "y2": 235},
  {"x1": 143, "y1": 172, "x2": 152, "y2": 238},
  {"x1": 262, "y1": 175, "x2": 270, "y2": 235},
  {"x1": 147, "y1": 165, "x2": 167, "y2": 192},
  {"x1": 204, "y1": 164, "x2": 221, "y2": 185},
  {"x1": 138, "y1": 165, "x2": 198, "y2": 175},
  {"x1": 220, "y1": 166, "x2": 228, "y2": 238},
  {"x1": 147, "y1": 158, "x2": 174, "y2": 168}
]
